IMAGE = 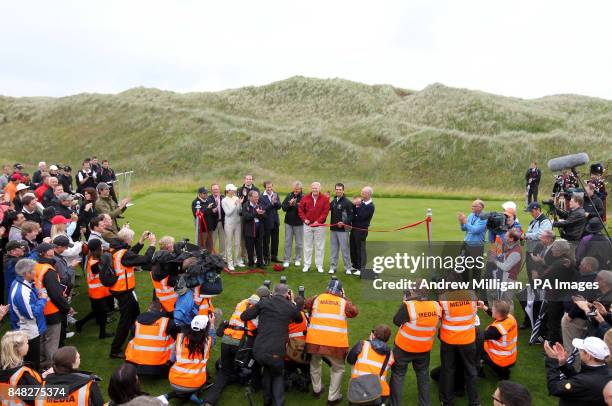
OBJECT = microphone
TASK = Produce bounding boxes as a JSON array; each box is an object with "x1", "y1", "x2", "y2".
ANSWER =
[{"x1": 547, "y1": 153, "x2": 589, "y2": 172}]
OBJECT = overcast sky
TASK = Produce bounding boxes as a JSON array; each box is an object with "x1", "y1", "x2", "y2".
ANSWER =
[{"x1": 2, "y1": 1, "x2": 611, "y2": 99}]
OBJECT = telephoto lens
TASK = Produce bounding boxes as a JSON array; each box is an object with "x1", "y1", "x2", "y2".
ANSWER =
[
  {"x1": 280, "y1": 276, "x2": 288, "y2": 284},
  {"x1": 263, "y1": 279, "x2": 271, "y2": 288}
]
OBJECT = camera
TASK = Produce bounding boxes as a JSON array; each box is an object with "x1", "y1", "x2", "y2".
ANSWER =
[
  {"x1": 479, "y1": 211, "x2": 508, "y2": 233},
  {"x1": 280, "y1": 276, "x2": 287, "y2": 285},
  {"x1": 298, "y1": 286, "x2": 305, "y2": 298},
  {"x1": 263, "y1": 279, "x2": 271, "y2": 289}
]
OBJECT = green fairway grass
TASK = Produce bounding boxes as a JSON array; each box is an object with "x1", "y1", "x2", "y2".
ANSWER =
[{"x1": 68, "y1": 192, "x2": 552, "y2": 405}]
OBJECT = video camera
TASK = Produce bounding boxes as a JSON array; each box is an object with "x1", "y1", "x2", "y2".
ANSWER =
[{"x1": 478, "y1": 211, "x2": 508, "y2": 233}]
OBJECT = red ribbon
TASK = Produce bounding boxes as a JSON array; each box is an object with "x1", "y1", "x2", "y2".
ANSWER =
[{"x1": 311, "y1": 217, "x2": 429, "y2": 233}]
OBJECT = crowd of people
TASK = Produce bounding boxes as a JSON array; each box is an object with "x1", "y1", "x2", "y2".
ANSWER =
[{"x1": 0, "y1": 158, "x2": 609, "y2": 406}]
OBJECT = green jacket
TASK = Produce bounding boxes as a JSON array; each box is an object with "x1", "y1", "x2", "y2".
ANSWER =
[{"x1": 95, "y1": 196, "x2": 126, "y2": 232}]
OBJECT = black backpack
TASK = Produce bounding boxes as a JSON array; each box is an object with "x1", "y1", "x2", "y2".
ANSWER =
[{"x1": 98, "y1": 253, "x2": 118, "y2": 287}]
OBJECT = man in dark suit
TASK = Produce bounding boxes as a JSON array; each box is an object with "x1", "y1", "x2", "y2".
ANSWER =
[
  {"x1": 350, "y1": 186, "x2": 375, "y2": 277},
  {"x1": 206, "y1": 183, "x2": 225, "y2": 258},
  {"x1": 192, "y1": 187, "x2": 212, "y2": 250},
  {"x1": 525, "y1": 161, "x2": 541, "y2": 204},
  {"x1": 260, "y1": 181, "x2": 281, "y2": 265},
  {"x1": 242, "y1": 190, "x2": 266, "y2": 269}
]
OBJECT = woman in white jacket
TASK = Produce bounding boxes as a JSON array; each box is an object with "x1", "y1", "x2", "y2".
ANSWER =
[{"x1": 221, "y1": 184, "x2": 244, "y2": 270}]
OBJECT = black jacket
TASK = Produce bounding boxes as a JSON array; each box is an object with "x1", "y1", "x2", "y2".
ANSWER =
[
  {"x1": 98, "y1": 167, "x2": 116, "y2": 184},
  {"x1": 351, "y1": 201, "x2": 375, "y2": 230},
  {"x1": 191, "y1": 197, "x2": 206, "y2": 218},
  {"x1": 38, "y1": 257, "x2": 71, "y2": 325},
  {"x1": 109, "y1": 240, "x2": 155, "y2": 269},
  {"x1": 554, "y1": 207, "x2": 586, "y2": 241},
  {"x1": 151, "y1": 250, "x2": 181, "y2": 286},
  {"x1": 281, "y1": 192, "x2": 303, "y2": 226},
  {"x1": 241, "y1": 294, "x2": 302, "y2": 357},
  {"x1": 22, "y1": 208, "x2": 42, "y2": 225},
  {"x1": 584, "y1": 195, "x2": 605, "y2": 220},
  {"x1": 242, "y1": 202, "x2": 265, "y2": 238},
  {"x1": 582, "y1": 234, "x2": 612, "y2": 271},
  {"x1": 44, "y1": 371, "x2": 104, "y2": 406},
  {"x1": 237, "y1": 184, "x2": 260, "y2": 200},
  {"x1": 204, "y1": 195, "x2": 224, "y2": 231},
  {"x1": 259, "y1": 192, "x2": 281, "y2": 230},
  {"x1": 546, "y1": 358, "x2": 611, "y2": 406},
  {"x1": 54, "y1": 203, "x2": 75, "y2": 220},
  {"x1": 32, "y1": 170, "x2": 43, "y2": 188},
  {"x1": 59, "y1": 174, "x2": 73, "y2": 194},
  {"x1": 525, "y1": 167, "x2": 541, "y2": 187},
  {"x1": 329, "y1": 195, "x2": 353, "y2": 232},
  {"x1": 42, "y1": 188, "x2": 56, "y2": 208}
]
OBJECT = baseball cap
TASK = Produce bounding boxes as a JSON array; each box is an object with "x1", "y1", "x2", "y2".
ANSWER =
[
  {"x1": 49, "y1": 165, "x2": 59, "y2": 171},
  {"x1": 63, "y1": 166, "x2": 72, "y2": 171},
  {"x1": 327, "y1": 278, "x2": 343, "y2": 295},
  {"x1": 225, "y1": 183, "x2": 237, "y2": 192},
  {"x1": 247, "y1": 294, "x2": 260, "y2": 305},
  {"x1": 36, "y1": 242, "x2": 56, "y2": 253},
  {"x1": 572, "y1": 337, "x2": 610, "y2": 360},
  {"x1": 96, "y1": 182, "x2": 110, "y2": 191},
  {"x1": 58, "y1": 193, "x2": 73, "y2": 201},
  {"x1": 197, "y1": 187, "x2": 209, "y2": 194},
  {"x1": 51, "y1": 215, "x2": 71, "y2": 225},
  {"x1": 255, "y1": 286, "x2": 270, "y2": 298},
  {"x1": 5, "y1": 240, "x2": 28, "y2": 251},
  {"x1": 191, "y1": 315, "x2": 209, "y2": 332},
  {"x1": 15, "y1": 183, "x2": 28, "y2": 192},
  {"x1": 525, "y1": 201, "x2": 541, "y2": 212},
  {"x1": 53, "y1": 235, "x2": 74, "y2": 248}
]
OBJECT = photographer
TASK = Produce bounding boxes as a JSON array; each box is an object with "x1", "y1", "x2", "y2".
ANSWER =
[
  {"x1": 108, "y1": 228, "x2": 156, "y2": 359},
  {"x1": 553, "y1": 194, "x2": 587, "y2": 242},
  {"x1": 241, "y1": 283, "x2": 303, "y2": 406}
]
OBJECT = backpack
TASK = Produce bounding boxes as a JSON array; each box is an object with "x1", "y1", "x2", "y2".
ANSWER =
[
  {"x1": 347, "y1": 346, "x2": 390, "y2": 405},
  {"x1": 98, "y1": 253, "x2": 118, "y2": 287}
]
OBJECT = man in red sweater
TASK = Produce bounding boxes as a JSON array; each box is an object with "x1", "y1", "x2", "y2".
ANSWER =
[{"x1": 298, "y1": 182, "x2": 330, "y2": 273}]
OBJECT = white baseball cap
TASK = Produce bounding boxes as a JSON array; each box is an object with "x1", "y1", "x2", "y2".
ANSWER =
[
  {"x1": 502, "y1": 201, "x2": 517, "y2": 212},
  {"x1": 572, "y1": 337, "x2": 610, "y2": 360},
  {"x1": 225, "y1": 183, "x2": 237, "y2": 192},
  {"x1": 49, "y1": 165, "x2": 59, "y2": 171},
  {"x1": 191, "y1": 315, "x2": 209, "y2": 332},
  {"x1": 16, "y1": 183, "x2": 28, "y2": 192}
]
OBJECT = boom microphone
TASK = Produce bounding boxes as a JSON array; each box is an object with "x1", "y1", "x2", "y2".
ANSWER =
[{"x1": 547, "y1": 153, "x2": 589, "y2": 172}]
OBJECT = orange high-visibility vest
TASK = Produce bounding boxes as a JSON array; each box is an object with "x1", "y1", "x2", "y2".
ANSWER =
[
  {"x1": 192, "y1": 286, "x2": 215, "y2": 316},
  {"x1": 484, "y1": 314, "x2": 518, "y2": 367},
  {"x1": 33, "y1": 263, "x2": 60, "y2": 316},
  {"x1": 288, "y1": 311, "x2": 308, "y2": 340},
  {"x1": 169, "y1": 333, "x2": 212, "y2": 389},
  {"x1": 35, "y1": 381, "x2": 93, "y2": 406},
  {"x1": 151, "y1": 274, "x2": 178, "y2": 313},
  {"x1": 85, "y1": 256, "x2": 111, "y2": 300},
  {"x1": 110, "y1": 249, "x2": 135, "y2": 292},
  {"x1": 1, "y1": 366, "x2": 42, "y2": 406},
  {"x1": 439, "y1": 292, "x2": 477, "y2": 345},
  {"x1": 306, "y1": 293, "x2": 348, "y2": 348},
  {"x1": 125, "y1": 316, "x2": 175, "y2": 366},
  {"x1": 350, "y1": 340, "x2": 394, "y2": 397},
  {"x1": 394, "y1": 300, "x2": 441, "y2": 353},
  {"x1": 224, "y1": 299, "x2": 257, "y2": 341}
]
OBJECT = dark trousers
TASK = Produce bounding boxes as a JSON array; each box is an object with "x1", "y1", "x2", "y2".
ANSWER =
[
  {"x1": 481, "y1": 351, "x2": 512, "y2": 379},
  {"x1": 110, "y1": 290, "x2": 140, "y2": 354},
  {"x1": 59, "y1": 314, "x2": 67, "y2": 348},
  {"x1": 255, "y1": 352, "x2": 285, "y2": 406},
  {"x1": 77, "y1": 297, "x2": 112, "y2": 338},
  {"x1": 389, "y1": 346, "x2": 430, "y2": 406},
  {"x1": 25, "y1": 335, "x2": 41, "y2": 372},
  {"x1": 203, "y1": 343, "x2": 240, "y2": 405},
  {"x1": 527, "y1": 185, "x2": 539, "y2": 204},
  {"x1": 350, "y1": 229, "x2": 368, "y2": 271},
  {"x1": 439, "y1": 341, "x2": 479, "y2": 406},
  {"x1": 263, "y1": 226, "x2": 280, "y2": 261},
  {"x1": 245, "y1": 232, "x2": 264, "y2": 267},
  {"x1": 546, "y1": 300, "x2": 564, "y2": 345}
]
